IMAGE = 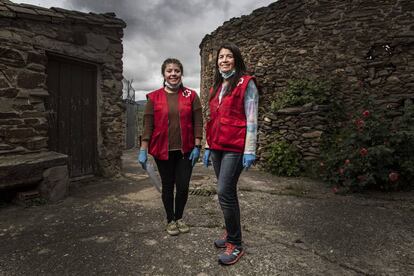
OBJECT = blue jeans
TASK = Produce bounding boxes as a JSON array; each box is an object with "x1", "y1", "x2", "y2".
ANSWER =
[{"x1": 211, "y1": 150, "x2": 244, "y2": 246}]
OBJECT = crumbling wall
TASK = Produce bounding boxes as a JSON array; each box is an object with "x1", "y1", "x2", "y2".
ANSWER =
[{"x1": 200, "y1": 0, "x2": 414, "y2": 161}]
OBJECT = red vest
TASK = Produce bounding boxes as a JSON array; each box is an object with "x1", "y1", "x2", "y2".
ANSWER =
[
  {"x1": 206, "y1": 75, "x2": 255, "y2": 153},
  {"x1": 147, "y1": 87, "x2": 196, "y2": 160}
]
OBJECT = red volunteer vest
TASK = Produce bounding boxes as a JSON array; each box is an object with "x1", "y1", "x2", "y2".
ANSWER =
[
  {"x1": 147, "y1": 87, "x2": 196, "y2": 160},
  {"x1": 206, "y1": 75, "x2": 255, "y2": 153}
]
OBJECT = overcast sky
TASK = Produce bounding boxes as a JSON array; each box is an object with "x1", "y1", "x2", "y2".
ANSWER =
[{"x1": 17, "y1": 0, "x2": 275, "y2": 100}]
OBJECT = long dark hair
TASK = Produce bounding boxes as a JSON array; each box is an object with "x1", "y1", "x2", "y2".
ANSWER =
[
  {"x1": 161, "y1": 58, "x2": 184, "y2": 90},
  {"x1": 210, "y1": 42, "x2": 246, "y2": 101}
]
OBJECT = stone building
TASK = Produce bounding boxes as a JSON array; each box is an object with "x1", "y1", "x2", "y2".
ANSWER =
[
  {"x1": 200, "y1": 0, "x2": 414, "y2": 162},
  {"x1": 0, "y1": 0, "x2": 126, "y2": 201}
]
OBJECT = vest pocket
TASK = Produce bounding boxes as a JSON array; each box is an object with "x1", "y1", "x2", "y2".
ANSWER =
[{"x1": 217, "y1": 117, "x2": 246, "y2": 150}]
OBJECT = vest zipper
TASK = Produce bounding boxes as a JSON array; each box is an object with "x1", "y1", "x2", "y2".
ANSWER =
[
  {"x1": 178, "y1": 93, "x2": 184, "y2": 159},
  {"x1": 214, "y1": 97, "x2": 220, "y2": 144},
  {"x1": 167, "y1": 117, "x2": 170, "y2": 154}
]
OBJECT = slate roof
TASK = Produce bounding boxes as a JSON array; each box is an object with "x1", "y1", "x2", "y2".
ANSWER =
[{"x1": 0, "y1": 0, "x2": 126, "y2": 28}]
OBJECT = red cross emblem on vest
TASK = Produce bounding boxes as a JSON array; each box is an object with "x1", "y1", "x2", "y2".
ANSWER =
[{"x1": 182, "y1": 89, "x2": 192, "y2": 97}]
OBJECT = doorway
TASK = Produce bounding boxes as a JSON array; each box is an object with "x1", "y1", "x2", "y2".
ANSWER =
[{"x1": 46, "y1": 55, "x2": 98, "y2": 178}]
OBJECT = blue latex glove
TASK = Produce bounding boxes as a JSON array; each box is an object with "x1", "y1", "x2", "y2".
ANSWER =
[
  {"x1": 203, "y1": 149, "x2": 211, "y2": 167},
  {"x1": 138, "y1": 149, "x2": 147, "y2": 170},
  {"x1": 189, "y1": 147, "x2": 201, "y2": 167},
  {"x1": 242, "y1": 154, "x2": 256, "y2": 170}
]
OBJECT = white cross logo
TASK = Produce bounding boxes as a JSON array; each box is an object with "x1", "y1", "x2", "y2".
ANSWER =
[{"x1": 182, "y1": 89, "x2": 192, "y2": 97}]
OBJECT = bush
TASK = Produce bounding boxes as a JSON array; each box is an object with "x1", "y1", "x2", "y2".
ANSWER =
[
  {"x1": 271, "y1": 79, "x2": 332, "y2": 111},
  {"x1": 320, "y1": 103, "x2": 414, "y2": 191},
  {"x1": 263, "y1": 140, "x2": 301, "y2": 176}
]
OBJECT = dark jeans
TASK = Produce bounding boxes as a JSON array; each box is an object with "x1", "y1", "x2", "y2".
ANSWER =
[
  {"x1": 211, "y1": 150, "x2": 244, "y2": 246},
  {"x1": 155, "y1": 150, "x2": 193, "y2": 223}
]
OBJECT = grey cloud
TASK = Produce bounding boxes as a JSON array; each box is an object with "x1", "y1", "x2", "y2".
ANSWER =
[
  {"x1": 67, "y1": 0, "x2": 227, "y2": 36},
  {"x1": 18, "y1": 0, "x2": 276, "y2": 98},
  {"x1": 65, "y1": 0, "x2": 231, "y2": 92}
]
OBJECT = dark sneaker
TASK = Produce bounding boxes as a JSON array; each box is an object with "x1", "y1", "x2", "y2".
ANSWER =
[
  {"x1": 218, "y1": 243, "x2": 244, "y2": 265},
  {"x1": 214, "y1": 231, "x2": 227, "y2": 248},
  {"x1": 166, "y1": 221, "x2": 180, "y2": 236}
]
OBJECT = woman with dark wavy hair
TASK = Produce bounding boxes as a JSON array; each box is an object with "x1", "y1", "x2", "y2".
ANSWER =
[{"x1": 203, "y1": 43, "x2": 259, "y2": 265}]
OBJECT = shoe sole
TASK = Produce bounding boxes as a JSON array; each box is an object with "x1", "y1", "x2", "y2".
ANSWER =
[
  {"x1": 167, "y1": 231, "x2": 180, "y2": 236},
  {"x1": 178, "y1": 229, "x2": 190, "y2": 233},
  {"x1": 214, "y1": 242, "x2": 226, "y2": 248},
  {"x1": 218, "y1": 250, "x2": 245, "y2": 265}
]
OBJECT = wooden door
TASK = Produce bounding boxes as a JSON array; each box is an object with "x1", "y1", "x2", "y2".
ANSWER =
[{"x1": 46, "y1": 55, "x2": 97, "y2": 178}]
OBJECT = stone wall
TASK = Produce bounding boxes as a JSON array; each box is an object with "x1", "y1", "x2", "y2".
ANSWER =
[
  {"x1": 200, "y1": 0, "x2": 414, "y2": 161},
  {"x1": 263, "y1": 104, "x2": 328, "y2": 161},
  {"x1": 0, "y1": 1, "x2": 126, "y2": 176}
]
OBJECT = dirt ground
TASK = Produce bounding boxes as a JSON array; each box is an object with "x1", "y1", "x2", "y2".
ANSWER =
[{"x1": 0, "y1": 149, "x2": 413, "y2": 275}]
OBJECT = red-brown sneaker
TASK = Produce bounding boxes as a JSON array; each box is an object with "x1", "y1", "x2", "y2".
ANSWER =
[{"x1": 218, "y1": 242, "x2": 244, "y2": 265}]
